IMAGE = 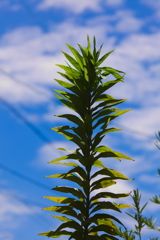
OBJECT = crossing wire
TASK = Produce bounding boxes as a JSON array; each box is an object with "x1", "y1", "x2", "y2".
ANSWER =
[
  {"x1": 0, "y1": 68, "x2": 52, "y2": 101},
  {"x1": 0, "y1": 96, "x2": 54, "y2": 148}
]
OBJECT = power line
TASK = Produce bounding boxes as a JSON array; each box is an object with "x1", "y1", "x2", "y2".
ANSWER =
[
  {"x1": 114, "y1": 123, "x2": 155, "y2": 141},
  {"x1": 0, "y1": 68, "x2": 52, "y2": 101},
  {"x1": 0, "y1": 96, "x2": 54, "y2": 148},
  {"x1": 1, "y1": 189, "x2": 45, "y2": 208},
  {"x1": 0, "y1": 162, "x2": 51, "y2": 191},
  {"x1": 1, "y1": 190, "x2": 53, "y2": 226}
]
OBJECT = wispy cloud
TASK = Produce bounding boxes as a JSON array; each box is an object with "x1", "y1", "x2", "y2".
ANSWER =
[
  {"x1": 36, "y1": 0, "x2": 102, "y2": 13},
  {"x1": 36, "y1": 0, "x2": 125, "y2": 13},
  {"x1": 0, "y1": 190, "x2": 38, "y2": 229},
  {"x1": 0, "y1": 0, "x2": 21, "y2": 11},
  {"x1": 141, "y1": 0, "x2": 160, "y2": 19}
]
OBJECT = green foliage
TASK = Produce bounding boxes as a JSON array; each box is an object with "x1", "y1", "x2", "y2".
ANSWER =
[
  {"x1": 126, "y1": 189, "x2": 147, "y2": 240},
  {"x1": 39, "y1": 36, "x2": 133, "y2": 239},
  {"x1": 122, "y1": 189, "x2": 160, "y2": 240}
]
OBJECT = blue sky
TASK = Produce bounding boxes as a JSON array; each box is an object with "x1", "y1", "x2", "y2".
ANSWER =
[{"x1": 0, "y1": 0, "x2": 160, "y2": 239}]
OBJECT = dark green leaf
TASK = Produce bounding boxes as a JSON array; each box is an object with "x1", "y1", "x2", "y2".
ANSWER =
[
  {"x1": 43, "y1": 205, "x2": 78, "y2": 219},
  {"x1": 52, "y1": 186, "x2": 85, "y2": 200},
  {"x1": 96, "y1": 49, "x2": 114, "y2": 67},
  {"x1": 38, "y1": 230, "x2": 72, "y2": 238},
  {"x1": 90, "y1": 201, "x2": 121, "y2": 214},
  {"x1": 66, "y1": 43, "x2": 84, "y2": 70},
  {"x1": 91, "y1": 178, "x2": 116, "y2": 191},
  {"x1": 91, "y1": 192, "x2": 130, "y2": 202},
  {"x1": 61, "y1": 51, "x2": 81, "y2": 71},
  {"x1": 91, "y1": 168, "x2": 131, "y2": 181}
]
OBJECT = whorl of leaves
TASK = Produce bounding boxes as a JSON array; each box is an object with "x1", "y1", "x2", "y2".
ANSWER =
[{"x1": 39, "y1": 36, "x2": 133, "y2": 239}]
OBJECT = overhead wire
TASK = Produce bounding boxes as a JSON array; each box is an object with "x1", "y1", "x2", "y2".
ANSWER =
[
  {"x1": 1, "y1": 190, "x2": 54, "y2": 226},
  {"x1": 0, "y1": 96, "x2": 55, "y2": 149},
  {"x1": 0, "y1": 68, "x2": 52, "y2": 101},
  {"x1": 0, "y1": 2, "x2": 157, "y2": 212},
  {"x1": 113, "y1": 122, "x2": 154, "y2": 141},
  {"x1": 0, "y1": 162, "x2": 52, "y2": 192}
]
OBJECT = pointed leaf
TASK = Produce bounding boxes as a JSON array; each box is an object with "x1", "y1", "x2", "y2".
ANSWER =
[
  {"x1": 91, "y1": 178, "x2": 116, "y2": 191},
  {"x1": 61, "y1": 51, "x2": 81, "y2": 71},
  {"x1": 96, "y1": 49, "x2": 114, "y2": 67},
  {"x1": 91, "y1": 168, "x2": 131, "y2": 181},
  {"x1": 49, "y1": 215, "x2": 72, "y2": 222},
  {"x1": 43, "y1": 196, "x2": 76, "y2": 204},
  {"x1": 38, "y1": 230, "x2": 72, "y2": 238},
  {"x1": 90, "y1": 201, "x2": 121, "y2": 214},
  {"x1": 87, "y1": 213, "x2": 124, "y2": 226},
  {"x1": 52, "y1": 186, "x2": 85, "y2": 200},
  {"x1": 95, "y1": 146, "x2": 134, "y2": 161},
  {"x1": 66, "y1": 43, "x2": 84, "y2": 70},
  {"x1": 43, "y1": 206, "x2": 78, "y2": 219},
  {"x1": 91, "y1": 192, "x2": 130, "y2": 202}
]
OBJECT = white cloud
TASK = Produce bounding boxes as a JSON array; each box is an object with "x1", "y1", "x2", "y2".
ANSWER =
[
  {"x1": 37, "y1": 0, "x2": 125, "y2": 13},
  {"x1": 0, "y1": 15, "x2": 159, "y2": 149},
  {"x1": 0, "y1": 22, "x2": 107, "y2": 105},
  {"x1": 141, "y1": 0, "x2": 160, "y2": 19},
  {"x1": 115, "y1": 13, "x2": 143, "y2": 32},
  {"x1": 0, "y1": 232, "x2": 13, "y2": 240},
  {"x1": 0, "y1": 190, "x2": 38, "y2": 229},
  {"x1": 105, "y1": 0, "x2": 124, "y2": 6},
  {"x1": 0, "y1": 0, "x2": 21, "y2": 11},
  {"x1": 118, "y1": 107, "x2": 160, "y2": 137},
  {"x1": 37, "y1": 0, "x2": 102, "y2": 13},
  {"x1": 35, "y1": 141, "x2": 77, "y2": 169}
]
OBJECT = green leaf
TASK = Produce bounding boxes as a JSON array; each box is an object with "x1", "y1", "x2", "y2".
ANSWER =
[
  {"x1": 88, "y1": 213, "x2": 124, "y2": 227},
  {"x1": 69, "y1": 200, "x2": 86, "y2": 214},
  {"x1": 56, "y1": 64, "x2": 80, "y2": 79},
  {"x1": 45, "y1": 173, "x2": 83, "y2": 187},
  {"x1": 54, "y1": 221, "x2": 81, "y2": 232},
  {"x1": 96, "y1": 43, "x2": 103, "y2": 61},
  {"x1": 61, "y1": 51, "x2": 81, "y2": 71},
  {"x1": 90, "y1": 201, "x2": 121, "y2": 214},
  {"x1": 91, "y1": 168, "x2": 131, "y2": 181},
  {"x1": 43, "y1": 196, "x2": 76, "y2": 204},
  {"x1": 38, "y1": 230, "x2": 72, "y2": 238},
  {"x1": 43, "y1": 206, "x2": 78, "y2": 219},
  {"x1": 96, "y1": 49, "x2": 115, "y2": 67},
  {"x1": 48, "y1": 153, "x2": 83, "y2": 164},
  {"x1": 69, "y1": 230, "x2": 84, "y2": 240},
  {"x1": 53, "y1": 162, "x2": 78, "y2": 167},
  {"x1": 91, "y1": 98, "x2": 126, "y2": 114},
  {"x1": 93, "y1": 109, "x2": 131, "y2": 129},
  {"x1": 51, "y1": 127, "x2": 85, "y2": 149},
  {"x1": 91, "y1": 128, "x2": 122, "y2": 150},
  {"x1": 52, "y1": 186, "x2": 85, "y2": 200},
  {"x1": 49, "y1": 215, "x2": 72, "y2": 222},
  {"x1": 93, "y1": 159, "x2": 106, "y2": 168},
  {"x1": 66, "y1": 43, "x2": 84, "y2": 70},
  {"x1": 91, "y1": 178, "x2": 116, "y2": 191},
  {"x1": 94, "y1": 146, "x2": 134, "y2": 161},
  {"x1": 91, "y1": 192, "x2": 130, "y2": 202},
  {"x1": 92, "y1": 108, "x2": 120, "y2": 122},
  {"x1": 91, "y1": 78, "x2": 124, "y2": 104},
  {"x1": 55, "y1": 114, "x2": 84, "y2": 129},
  {"x1": 66, "y1": 166, "x2": 87, "y2": 180},
  {"x1": 89, "y1": 224, "x2": 119, "y2": 235}
]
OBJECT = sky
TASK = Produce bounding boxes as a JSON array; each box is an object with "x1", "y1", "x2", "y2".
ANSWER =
[{"x1": 0, "y1": 0, "x2": 160, "y2": 239}]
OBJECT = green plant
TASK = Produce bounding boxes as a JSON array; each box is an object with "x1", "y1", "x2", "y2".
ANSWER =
[
  {"x1": 125, "y1": 189, "x2": 147, "y2": 240},
  {"x1": 123, "y1": 188, "x2": 160, "y2": 240},
  {"x1": 39, "y1": 36, "x2": 134, "y2": 240}
]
